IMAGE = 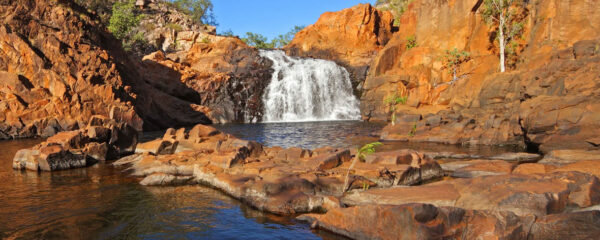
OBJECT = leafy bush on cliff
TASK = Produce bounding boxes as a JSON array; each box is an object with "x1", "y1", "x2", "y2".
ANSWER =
[
  {"x1": 242, "y1": 26, "x2": 305, "y2": 49},
  {"x1": 169, "y1": 0, "x2": 217, "y2": 26},
  {"x1": 75, "y1": 0, "x2": 116, "y2": 25},
  {"x1": 108, "y1": 0, "x2": 141, "y2": 40},
  {"x1": 375, "y1": 0, "x2": 413, "y2": 25},
  {"x1": 271, "y1": 25, "x2": 305, "y2": 48},
  {"x1": 242, "y1": 32, "x2": 274, "y2": 49}
]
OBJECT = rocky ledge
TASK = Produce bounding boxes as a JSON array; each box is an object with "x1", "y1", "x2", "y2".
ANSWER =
[
  {"x1": 11, "y1": 123, "x2": 600, "y2": 238},
  {"x1": 65, "y1": 126, "x2": 598, "y2": 239}
]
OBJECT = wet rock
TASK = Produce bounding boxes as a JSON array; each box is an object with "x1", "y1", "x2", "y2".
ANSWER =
[
  {"x1": 37, "y1": 145, "x2": 88, "y2": 171},
  {"x1": 140, "y1": 173, "x2": 195, "y2": 186},
  {"x1": 13, "y1": 117, "x2": 138, "y2": 171}
]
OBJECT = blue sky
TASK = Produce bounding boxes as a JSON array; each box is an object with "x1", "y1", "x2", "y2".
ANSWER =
[{"x1": 213, "y1": 0, "x2": 376, "y2": 40}]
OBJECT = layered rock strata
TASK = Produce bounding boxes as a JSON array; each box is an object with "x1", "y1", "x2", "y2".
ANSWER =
[
  {"x1": 13, "y1": 115, "x2": 138, "y2": 171},
  {"x1": 114, "y1": 126, "x2": 444, "y2": 214}
]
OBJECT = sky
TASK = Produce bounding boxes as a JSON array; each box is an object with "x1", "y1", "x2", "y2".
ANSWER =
[{"x1": 213, "y1": 0, "x2": 376, "y2": 40}]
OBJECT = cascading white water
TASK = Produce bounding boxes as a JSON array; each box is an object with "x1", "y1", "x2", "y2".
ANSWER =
[{"x1": 259, "y1": 50, "x2": 361, "y2": 122}]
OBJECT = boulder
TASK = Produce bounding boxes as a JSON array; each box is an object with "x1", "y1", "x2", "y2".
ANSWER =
[{"x1": 135, "y1": 139, "x2": 179, "y2": 155}]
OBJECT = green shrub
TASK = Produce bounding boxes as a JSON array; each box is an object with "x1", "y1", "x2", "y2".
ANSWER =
[
  {"x1": 343, "y1": 142, "x2": 383, "y2": 193},
  {"x1": 170, "y1": 0, "x2": 216, "y2": 25},
  {"x1": 442, "y1": 48, "x2": 471, "y2": 81},
  {"x1": 107, "y1": 0, "x2": 140, "y2": 40},
  {"x1": 166, "y1": 23, "x2": 183, "y2": 32},
  {"x1": 242, "y1": 32, "x2": 274, "y2": 49},
  {"x1": 405, "y1": 35, "x2": 417, "y2": 49}
]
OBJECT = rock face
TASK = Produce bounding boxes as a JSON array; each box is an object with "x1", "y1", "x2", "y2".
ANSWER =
[
  {"x1": 284, "y1": 4, "x2": 395, "y2": 89},
  {"x1": 360, "y1": 0, "x2": 600, "y2": 153},
  {"x1": 13, "y1": 115, "x2": 138, "y2": 171},
  {"x1": 0, "y1": 0, "x2": 269, "y2": 138},
  {"x1": 130, "y1": 0, "x2": 223, "y2": 55},
  {"x1": 0, "y1": 0, "x2": 144, "y2": 139},
  {"x1": 140, "y1": 38, "x2": 273, "y2": 123}
]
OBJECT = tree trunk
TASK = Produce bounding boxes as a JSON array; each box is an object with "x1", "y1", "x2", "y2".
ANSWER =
[{"x1": 498, "y1": 12, "x2": 506, "y2": 72}]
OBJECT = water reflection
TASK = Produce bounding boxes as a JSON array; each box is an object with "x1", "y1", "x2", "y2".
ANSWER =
[
  {"x1": 0, "y1": 139, "x2": 332, "y2": 240},
  {"x1": 0, "y1": 121, "x2": 517, "y2": 239},
  {"x1": 214, "y1": 121, "x2": 520, "y2": 156}
]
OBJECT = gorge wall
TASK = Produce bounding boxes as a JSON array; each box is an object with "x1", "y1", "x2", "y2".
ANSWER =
[
  {"x1": 367, "y1": 0, "x2": 600, "y2": 153},
  {"x1": 288, "y1": 0, "x2": 599, "y2": 153}
]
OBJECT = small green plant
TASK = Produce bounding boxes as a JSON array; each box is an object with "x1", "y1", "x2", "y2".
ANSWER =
[
  {"x1": 375, "y1": 0, "x2": 414, "y2": 26},
  {"x1": 385, "y1": 92, "x2": 408, "y2": 126},
  {"x1": 343, "y1": 142, "x2": 383, "y2": 193},
  {"x1": 406, "y1": 35, "x2": 417, "y2": 49},
  {"x1": 201, "y1": 37, "x2": 211, "y2": 44},
  {"x1": 409, "y1": 123, "x2": 417, "y2": 137},
  {"x1": 442, "y1": 48, "x2": 471, "y2": 82},
  {"x1": 362, "y1": 182, "x2": 370, "y2": 191},
  {"x1": 166, "y1": 23, "x2": 183, "y2": 32}
]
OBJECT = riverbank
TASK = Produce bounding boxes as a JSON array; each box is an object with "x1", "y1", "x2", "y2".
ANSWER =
[
  {"x1": 0, "y1": 138, "x2": 341, "y2": 239},
  {"x1": 85, "y1": 125, "x2": 600, "y2": 239}
]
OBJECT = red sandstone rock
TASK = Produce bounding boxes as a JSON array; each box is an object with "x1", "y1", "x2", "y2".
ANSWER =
[
  {"x1": 343, "y1": 171, "x2": 600, "y2": 217},
  {"x1": 298, "y1": 203, "x2": 600, "y2": 240},
  {"x1": 285, "y1": 4, "x2": 394, "y2": 85}
]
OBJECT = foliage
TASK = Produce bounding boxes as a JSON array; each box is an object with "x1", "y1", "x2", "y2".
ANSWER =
[
  {"x1": 343, "y1": 142, "x2": 383, "y2": 193},
  {"x1": 375, "y1": 0, "x2": 413, "y2": 25},
  {"x1": 169, "y1": 0, "x2": 217, "y2": 26},
  {"x1": 442, "y1": 48, "x2": 471, "y2": 81},
  {"x1": 219, "y1": 29, "x2": 236, "y2": 37},
  {"x1": 242, "y1": 32, "x2": 274, "y2": 49},
  {"x1": 108, "y1": 0, "x2": 141, "y2": 40},
  {"x1": 123, "y1": 31, "x2": 147, "y2": 52},
  {"x1": 242, "y1": 25, "x2": 305, "y2": 49},
  {"x1": 480, "y1": 0, "x2": 525, "y2": 72},
  {"x1": 165, "y1": 23, "x2": 183, "y2": 32},
  {"x1": 271, "y1": 25, "x2": 305, "y2": 48},
  {"x1": 384, "y1": 92, "x2": 408, "y2": 125},
  {"x1": 75, "y1": 0, "x2": 116, "y2": 25},
  {"x1": 409, "y1": 124, "x2": 417, "y2": 137},
  {"x1": 405, "y1": 35, "x2": 417, "y2": 49},
  {"x1": 201, "y1": 36, "x2": 211, "y2": 44}
]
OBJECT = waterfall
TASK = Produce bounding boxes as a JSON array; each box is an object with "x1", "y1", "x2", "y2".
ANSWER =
[{"x1": 259, "y1": 50, "x2": 361, "y2": 122}]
